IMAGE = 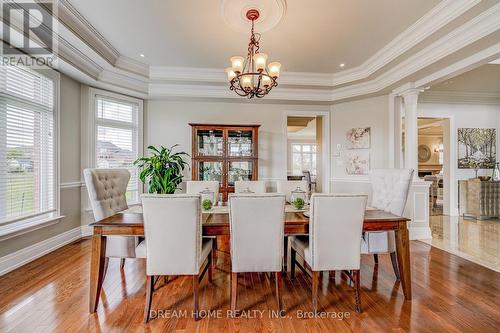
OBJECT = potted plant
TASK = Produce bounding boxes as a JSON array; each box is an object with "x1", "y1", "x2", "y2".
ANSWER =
[{"x1": 134, "y1": 145, "x2": 189, "y2": 194}]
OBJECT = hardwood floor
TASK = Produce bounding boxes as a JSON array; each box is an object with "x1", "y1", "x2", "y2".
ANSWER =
[{"x1": 0, "y1": 238, "x2": 499, "y2": 332}]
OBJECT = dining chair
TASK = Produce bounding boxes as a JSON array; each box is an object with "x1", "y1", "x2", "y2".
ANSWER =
[
  {"x1": 83, "y1": 168, "x2": 139, "y2": 275},
  {"x1": 361, "y1": 169, "x2": 414, "y2": 280},
  {"x1": 234, "y1": 180, "x2": 266, "y2": 193},
  {"x1": 186, "y1": 180, "x2": 220, "y2": 205},
  {"x1": 302, "y1": 170, "x2": 316, "y2": 193},
  {"x1": 186, "y1": 180, "x2": 220, "y2": 259},
  {"x1": 290, "y1": 194, "x2": 367, "y2": 313},
  {"x1": 228, "y1": 193, "x2": 286, "y2": 312},
  {"x1": 275, "y1": 179, "x2": 309, "y2": 270},
  {"x1": 139, "y1": 194, "x2": 213, "y2": 322}
]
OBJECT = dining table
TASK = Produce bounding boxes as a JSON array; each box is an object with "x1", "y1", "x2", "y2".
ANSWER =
[{"x1": 88, "y1": 207, "x2": 412, "y2": 313}]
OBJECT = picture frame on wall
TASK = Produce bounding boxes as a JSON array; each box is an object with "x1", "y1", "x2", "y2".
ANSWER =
[
  {"x1": 345, "y1": 150, "x2": 370, "y2": 175},
  {"x1": 457, "y1": 128, "x2": 496, "y2": 169},
  {"x1": 346, "y1": 127, "x2": 371, "y2": 149}
]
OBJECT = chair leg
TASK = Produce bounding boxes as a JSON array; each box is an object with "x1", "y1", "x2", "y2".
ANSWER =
[
  {"x1": 353, "y1": 270, "x2": 362, "y2": 313},
  {"x1": 312, "y1": 271, "x2": 319, "y2": 313},
  {"x1": 390, "y1": 252, "x2": 400, "y2": 280},
  {"x1": 143, "y1": 275, "x2": 154, "y2": 323},
  {"x1": 212, "y1": 237, "x2": 217, "y2": 263},
  {"x1": 329, "y1": 271, "x2": 336, "y2": 280},
  {"x1": 283, "y1": 236, "x2": 288, "y2": 272},
  {"x1": 120, "y1": 258, "x2": 126, "y2": 270},
  {"x1": 275, "y1": 272, "x2": 283, "y2": 312},
  {"x1": 231, "y1": 272, "x2": 238, "y2": 312},
  {"x1": 208, "y1": 250, "x2": 213, "y2": 283},
  {"x1": 193, "y1": 275, "x2": 199, "y2": 321},
  {"x1": 163, "y1": 276, "x2": 168, "y2": 285},
  {"x1": 373, "y1": 254, "x2": 379, "y2": 264},
  {"x1": 290, "y1": 247, "x2": 296, "y2": 279}
]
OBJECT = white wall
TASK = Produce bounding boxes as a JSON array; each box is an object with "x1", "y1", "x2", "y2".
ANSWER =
[
  {"x1": 330, "y1": 95, "x2": 390, "y2": 198},
  {"x1": 418, "y1": 102, "x2": 500, "y2": 215},
  {"x1": 145, "y1": 100, "x2": 330, "y2": 185}
]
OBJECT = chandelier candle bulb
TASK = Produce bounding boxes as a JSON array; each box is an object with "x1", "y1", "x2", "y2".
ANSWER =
[
  {"x1": 268, "y1": 62, "x2": 281, "y2": 78},
  {"x1": 230, "y1": 56, "x2": 244, "y2": 74},
  {"x1": 254, "y1": 53, "x2": 268, "y2": 72},
  {"x1": 225, "y1": 67, "x2": 237, "y2": 81},
  {"x1": 241, "y1": 76, "x2": 253, "y2": 90},
  {"x1": 262, "y1": 75, "x2": 272, "y2": 87}
]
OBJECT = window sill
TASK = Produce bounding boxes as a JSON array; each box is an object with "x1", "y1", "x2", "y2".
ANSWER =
[{"x1": 0, "y1": 214, "x2": 65, "y2": 242}]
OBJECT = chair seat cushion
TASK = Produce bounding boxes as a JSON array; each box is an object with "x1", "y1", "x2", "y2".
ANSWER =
[
  {"x1": 290, "y1": 235, "x2": 312, "y2": 267},
  {"x1": 135, "y1": 240, "x2": 146, "y2": 258}
]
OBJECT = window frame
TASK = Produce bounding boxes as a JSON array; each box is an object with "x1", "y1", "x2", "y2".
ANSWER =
[
  {"x1": 86, "y1": 88, "x2": 144, "y2": 205},
  {"x1": 0, "y1": 67, "x2": 61, "y2": 239}
]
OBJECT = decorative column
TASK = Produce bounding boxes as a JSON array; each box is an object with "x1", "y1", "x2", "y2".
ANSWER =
[
  {"x1": 401, "y1": 89, "x2": 420, "y2": 175},
  {"x1": 398, "y1": 87, "x2": 432, "y2": 240}
]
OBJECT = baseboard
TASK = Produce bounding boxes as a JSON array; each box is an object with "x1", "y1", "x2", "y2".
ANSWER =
[
  {"x1": 409, "y1": 226, "x2": 432, "y2": 241},
  {"x1": 0, "y1": 226, "x2": 83, "y2": 276}
]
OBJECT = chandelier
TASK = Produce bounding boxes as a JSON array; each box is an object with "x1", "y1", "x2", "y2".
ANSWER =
[{"x1": 225, "y1": 9, "x2": 281, "y2": 99}]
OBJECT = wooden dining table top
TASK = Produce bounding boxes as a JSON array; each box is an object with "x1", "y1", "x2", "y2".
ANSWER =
[{"x1": 89, "y1": 209, "x2": 409, "y2": 229}]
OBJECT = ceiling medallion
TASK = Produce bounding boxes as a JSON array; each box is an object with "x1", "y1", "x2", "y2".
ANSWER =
[{"x1": 225, "y1": 9, "x2": 281, "y2": 99}]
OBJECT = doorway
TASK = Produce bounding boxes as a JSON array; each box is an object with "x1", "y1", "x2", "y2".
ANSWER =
[
  {"x1": 417, "y1": 117, "x2": 449, "y2": 216},
  {"x1": 283, "y1": 112, "x2": 330, "y2": 193}
]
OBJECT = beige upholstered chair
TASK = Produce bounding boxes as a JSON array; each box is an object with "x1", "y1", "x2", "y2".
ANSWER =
[
  {"x1": 228, "y1": 193, "x2": 286, "y2": 312},
  {"x1": 186, "y1": 180, "x2": 220, "y2": 205},
  {"x1": 276, "y1": 180, "x2": 309, "y2": 202},
  {"x1": 83, "y1": 168, "x2": 138, "y2": 273},
  {"x1": 361, "y1": 169, "x2": 414, "y2": 279},
  {"x1": 234, "y1": 180, "x2": 266, "y2": 194},
  {"x1": 139, "y1": 194, "x2": 213, "y2": 322},
  {"x1": 290, "y1": 194, "x2": 367, "y2": 313}
]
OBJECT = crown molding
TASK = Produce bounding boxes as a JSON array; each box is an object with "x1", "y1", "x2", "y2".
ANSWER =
[
  {"x1": 330, "y1": 0, "x2": 481, "y2": 86},
  {"x1": 420, "y1": 91, "x2": 500, "y2": 105},
  {"x1": 57, "y1": 0, "x2": 120, "y2": 65}
]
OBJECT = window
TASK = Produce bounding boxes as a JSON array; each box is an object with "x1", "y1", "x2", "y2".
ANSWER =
[
  {"x1": 291, "y1": 143, "x2": 316, "y2": 175},
  {"x1": 91, "y1": 91, "x2": 142, "y2": 204},
  {"x1": 0, "y1": 66, "x2": 57, "y2": 224}
]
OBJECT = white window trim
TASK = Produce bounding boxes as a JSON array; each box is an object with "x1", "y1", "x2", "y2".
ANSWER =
[
  {"x1": 84, "y1": 88, "x2": 144, "y2": 205},
  {"x1": 0, "y1": 67, "x2": 62, "y2": 240}
]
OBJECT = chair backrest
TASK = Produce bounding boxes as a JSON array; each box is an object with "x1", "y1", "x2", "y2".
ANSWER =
[
  {"x1": 302, "y1": 170, "x2": 312, "y2": 183},
  {"x1": 229, "y1": 193, "x2": 285, "y2": 272},
  {"x1": 186, "y1": 180, "x2": 219, "y2": 204},
  {"x1": 309, "y1": 194, "x2": 367, "y2": 271},
  {"x1": 141, "y1": 194, "x2": 202, "y2": 276},
  {"x1": 234, "y1": 180, "x2": 266, "y2": 194},
  {"x1": 276, "y1": 180, "x2": 308, "y2": 202},
  {"x1": 369, "y1": 169, "x2": 414, "y2": 216},
  {"x1": 83, "y1": 168, "x2": 130, "y2": 222}
]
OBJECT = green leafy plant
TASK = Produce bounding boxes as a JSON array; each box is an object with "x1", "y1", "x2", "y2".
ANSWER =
[
  {"x1": 202, "y1": 199, "x2": 213, "y2": 211},
  {"x1": 293, "y1": 197, "x2": 305, "y2": 210},
  {"x1": 134, "y1": 145, "x2": 189, "y2": 194}
]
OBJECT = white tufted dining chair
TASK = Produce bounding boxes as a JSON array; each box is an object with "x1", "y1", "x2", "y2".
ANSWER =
[
  {"x1": 228, "y1": 193, "x2": 286, "y2": 312},
  {"x1": 290, "y1": 194, "x2": 367, "y2": 313},
  {"x1": 84, "y1": 168, "x2": 138, "y2": 274},
  {"x1": 276, "y1": 180, "x2": 309, "y2": 202},
  {"x1": 139, "y1": 194, "x2": 213, "y2": 322},
  {"x1": 361, "y1": 169, "x2": 414, "y2": 280},
  {"x1": 186, "y1": 180, "x2": 220, "y2": 205},
  {"x1": 234, "y1": 180, "x2": 266, "y2": 194}
]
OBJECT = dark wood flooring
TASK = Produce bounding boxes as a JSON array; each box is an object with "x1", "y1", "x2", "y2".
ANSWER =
[{"x1": 0, "y1": 238, "x2": 499, "y2": 332}]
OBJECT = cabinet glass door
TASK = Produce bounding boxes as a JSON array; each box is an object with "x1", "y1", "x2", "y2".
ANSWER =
[
  {"x1": 227, "y1": 161, "x2": 254, "y2": 186},
  {"x1": 197, "y1": 161, "x2": 223, "y2": 184},
  {"x1": 196, "y1": 129, "x2": 223, "y2": 156},
  {"x1": 227, "y1": 130, "x2": 253, "y2": 157}
]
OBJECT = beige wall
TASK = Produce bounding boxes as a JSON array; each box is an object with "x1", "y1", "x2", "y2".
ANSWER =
[
  {"x1": 418, "y1": 135, "x2": 443, "y2": 165},
  {"x1": 0, "y1": 74, "x2": 82, "y2": 257},
  {"x1": 145, "y1": 99, "x2": 330, "y2": 182}
]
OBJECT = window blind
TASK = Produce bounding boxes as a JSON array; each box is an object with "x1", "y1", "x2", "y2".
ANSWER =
[
  {"x1": 95, "y1": 95, "x2": 140, "y2": 203},
  {"x1": 0, "y1": 65, "x2": 56, "y2": 224}
]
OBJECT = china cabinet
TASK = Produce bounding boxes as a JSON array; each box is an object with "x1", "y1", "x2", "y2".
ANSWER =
[{"x1": 190, "y1": 124, "x2": 260, "y2": 201}]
